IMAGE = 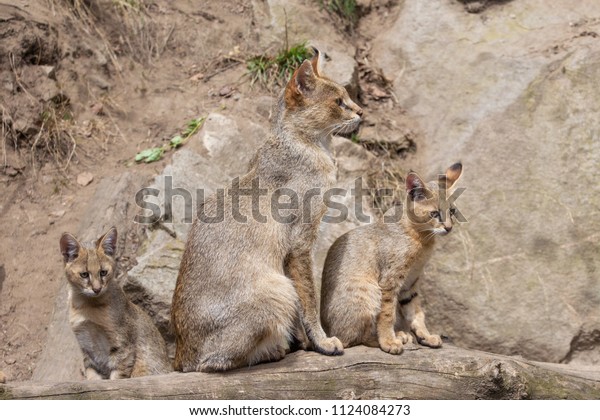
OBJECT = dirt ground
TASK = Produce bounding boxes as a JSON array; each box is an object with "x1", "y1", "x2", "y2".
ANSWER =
[{"x1": 0, "y1": 0, "x2": 410, "y2": 382}]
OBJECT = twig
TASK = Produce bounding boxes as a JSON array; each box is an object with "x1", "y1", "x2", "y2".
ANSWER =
[
  {"x1": 202, "y1": 60, "x2": 242, "y2": 82},
  {"x1": 30, "y1": 120, "x2": 46, "y2": 177},
  {"x1": 159, "y1": 24, "x2": 175, "y2": 57}
]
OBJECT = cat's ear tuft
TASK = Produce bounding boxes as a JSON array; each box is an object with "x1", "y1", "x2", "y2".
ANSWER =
[
  {"x1": 60, "y1": 233, "x2": 80, "y2": 263},
  {"x1": 310, "y1": 47, "x2": 322, "y2": 78},
  {"x1": 97, "y1": 227, "x2": 118, "y2": 257},
  {"x1": 440, "y1": 162, "x2": 462, "y2": 189},
  {"x1": 406, "y1": 172, "x2": 428, "y2": 201}
]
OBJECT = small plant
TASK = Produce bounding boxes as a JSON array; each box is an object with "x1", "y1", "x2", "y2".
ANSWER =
[
  {"x1": 247, "y1": 55, "x2": 272, "y2": 86},
  {"x1": 246, "y1": 42, "x2": 312, "y2": 89},
  {"x1": 320, "y1": 0, "x2": 358, "y2": 31},
  {"x1": 274, "y1": 42, "x2": 310, "y2": 84},
  {"x1": 135, "y1": 117, "x2": 204, "y2": 163}
]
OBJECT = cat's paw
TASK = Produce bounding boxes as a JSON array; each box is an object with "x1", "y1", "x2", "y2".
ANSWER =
[
  {"x1": 85, "y1": 368, "x2": 103, "y2": 381},
  {"x1": 314, "y1": 336, "x2": 344, "y2": 356},
  {"x1": 418, "y1": 333, "x2": 442, "y2": 348},
  {"x1": 396, "y1": 331, "x2": 413, "y2": 344},
  {"x1": 109, "y1": 370, "x2": 127, "y2": 380},
  {"x1": 271, "y1": 345, "x2": 288, "y2": 361},
  {"x1": 379, "y1": 336, "x2": 404, "y2": 355},
  {"x1": 198, "y1": 354, "x2": 235, "y2": 372}
]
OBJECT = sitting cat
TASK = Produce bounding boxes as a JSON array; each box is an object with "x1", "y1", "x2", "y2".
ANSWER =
[
  {"x1": 60, "y1": 227, "x2": 171, "y2": 379},
  {"x1": 172, "y1": 51, "x2": 363, "y2": 372},
  {"x1": 321, "y1": 163, "x2": 463, "y2": 354}
]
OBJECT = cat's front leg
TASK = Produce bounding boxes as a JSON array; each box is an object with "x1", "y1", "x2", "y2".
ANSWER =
[
  {"x1": 82, "y1": 352, "x2": 104, "y2": 380},
  {"x1": 377, "y1": 284, "x2": 404, "y2": 355},
  {"x1": 109, "y1": 346, "x2": 136, "y2": 379},
  {"x1": 399, "y1": 290, "x2": 442, "y2": 348},
  {"x1": 286, "y1": 249, "x2": 343, "y2": 356}
]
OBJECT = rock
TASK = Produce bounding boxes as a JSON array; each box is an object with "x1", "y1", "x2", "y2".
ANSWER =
[
  {"x1": 218, "y1": 85, "x2": 235, "y2": 97},
  {"x1": 189, "y1": 72, "x2": 204, "y2": 81},
  {"x1": 311, "y1": 39, "x2": 359, "y2": 99},
  {"x1": 254, "y1": 0, "x2": 340, "y2": 47},
  {"x1": 49, "y1": 209, "x2": 66, "y2": 219},
  {"x1": 40, "y1": 65, "x2": 56, "y2": 80},
  {"x1": 124, "y1": 230, "x2": 185, "y2": 343},
  {"x1": 371, "y1": 0, "x2": 600, "y2": 362},
  {"x1": 191, "y1": 112, "x2": 267, "y2": 179},
  {"x1": 0, "y1": 371, "x2": 6, "y2": 384},
  {"x1": 76, "y1": 172, "x2": 94, "y2": 187}
]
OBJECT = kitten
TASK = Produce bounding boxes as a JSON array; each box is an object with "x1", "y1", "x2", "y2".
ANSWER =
[
  {"x1": 321, "y1": 163, "x2": 463, "y2": 354},
  {"x1": 60, "y1": 227, "x2": 171, "y2": 379}
]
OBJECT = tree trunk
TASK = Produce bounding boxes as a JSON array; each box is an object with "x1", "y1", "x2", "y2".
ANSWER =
[{"x1": 5, "y1": 345, "x2": 600, "y2": 399}]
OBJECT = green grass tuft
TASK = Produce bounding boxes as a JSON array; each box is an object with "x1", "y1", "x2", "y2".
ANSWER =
[
  {"x1": 320, "y1": 0, "x2": 358, "y2": 31},
  {"x1": 246, "y1": 42, "x2": 312, "y2": 89}
]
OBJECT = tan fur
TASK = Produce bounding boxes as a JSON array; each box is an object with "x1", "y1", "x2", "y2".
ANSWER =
[
  {"x1": 321, "y1": 163, "x2": 463, "y2": 354},
  {"x1": 60, "y1": 227, "x2": 171, "y2": 379},
  {"x1": 172, "y1": 52, "x2": 363, "y2": 372}
]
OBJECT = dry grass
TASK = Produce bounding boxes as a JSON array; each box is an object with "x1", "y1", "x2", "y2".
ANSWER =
[
  {"x1": 30, "y1": 96, "x2": 77, "y2": 174},
  {"x1": 48, "y1": 0, "x2": 172, "y2": 68},
  {"x1": 366, "y1": 160, "x2": 407, "y2": 216},
  {"x1": 2, "y1": 50, "x2": 78, "y2": 175}
]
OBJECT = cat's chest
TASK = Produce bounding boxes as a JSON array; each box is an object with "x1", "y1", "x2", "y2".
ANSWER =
[
  {"x1": 69, "y1": 306, "x2": 120, "y2": 373},
  {"x1": 400, "y1": 246, "x2": 434, "y2": 292}
]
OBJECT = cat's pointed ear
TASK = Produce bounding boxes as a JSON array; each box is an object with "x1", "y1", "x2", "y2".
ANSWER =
[
  {"x1": 292, "y1": 59, "x2": 317, "y2": 95},
  {"x1": 406, "y1": 171, "x2": 429, "y2": 201},
  {"x1": 60, "y1": 233, "x2": 80, "y2": 263},
  {"x1": 438, "y1": 162, "x2": 463, "y2": 189},
  {"x1": 310, "y1": 47, "x2": 322, "y2": 78},
  {"x1": 97, "y1": 227, "x2": 117, "y2": 257}
]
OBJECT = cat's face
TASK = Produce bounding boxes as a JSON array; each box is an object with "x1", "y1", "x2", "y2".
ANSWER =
[
  {"x1": 284, "y1": 51, "x2": 363, "y2": 135},
  {"x1": 60, "y1": 227, "x2": 117, "y2": 298},
  {"x1": 406, "y1": 163, "x2": 463, "y2": 237}
]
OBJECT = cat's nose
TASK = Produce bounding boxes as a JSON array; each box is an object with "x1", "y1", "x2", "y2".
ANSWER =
[
  {"x1": 92, "y1": 286, "x2": 102, "y2": 294},
  {"x1": 356, "y1": 107, "x2": 363, "y2": 117},
  {"x1": 444, "y1": 226, "x2": 453, "y2": 233}
]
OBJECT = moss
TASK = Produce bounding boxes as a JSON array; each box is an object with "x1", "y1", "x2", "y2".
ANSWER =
[{"x1": 522, "y1": 371, "x2": 600, "y2": 399}]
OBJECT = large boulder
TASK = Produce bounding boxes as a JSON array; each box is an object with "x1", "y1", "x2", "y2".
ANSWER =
[
  {"x1": 371, "y1": 0, "x2": 600, "y2": 363},
  {"x1": 123, "y1": 113, "x2": 267, "y2": 341}
]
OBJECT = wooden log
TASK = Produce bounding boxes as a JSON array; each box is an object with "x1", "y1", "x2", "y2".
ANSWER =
[{"x1": 5, "y1": 345, "x2": 600, "y2": 400}]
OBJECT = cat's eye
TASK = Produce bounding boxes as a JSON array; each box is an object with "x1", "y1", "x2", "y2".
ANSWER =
[
  {"x1": 336, "y1": 98, "x2": 344, "y2": 107},
  {"x1": 430, "y1": 211, "x2": 440, "y2": 220},
  {"x1": 100, "y1": 270, "x2": 108, "y2": 277},
  {"x1": 79, "y1": 272, "x2": 89, "y2": 279}
]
